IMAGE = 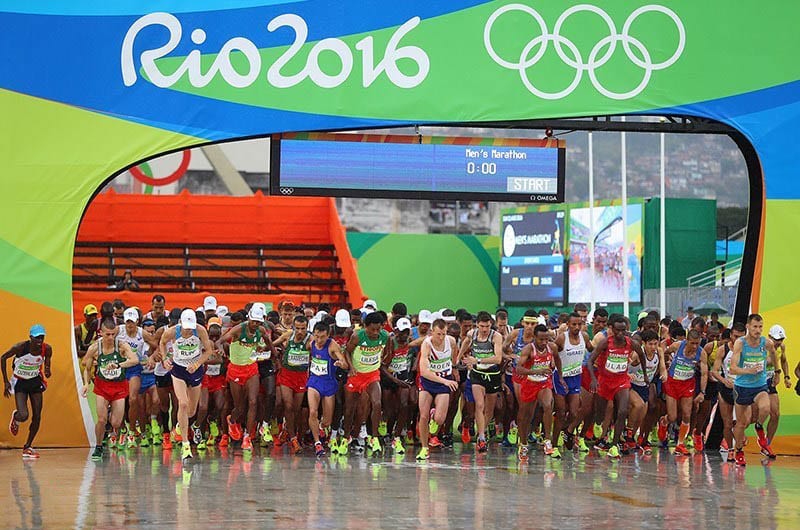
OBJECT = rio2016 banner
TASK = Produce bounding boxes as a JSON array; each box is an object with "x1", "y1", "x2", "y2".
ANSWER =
[{"x1": 1, "y1": 1, "x2": 800, "y2": 447}]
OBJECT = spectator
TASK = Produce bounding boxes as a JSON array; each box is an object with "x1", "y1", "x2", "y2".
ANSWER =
[
  {"x1": 680, "y1": 306, "x2": 696, "y2": 330},
  {"x1": 116, "y1": 269, "x2": 140, "y2": 291}
]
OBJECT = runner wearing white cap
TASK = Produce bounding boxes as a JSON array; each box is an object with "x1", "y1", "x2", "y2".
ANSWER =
[
  {"x1": 203, "y1": 296, "x2": 218, "y2": 319},
  {"x1": 381, "y1": 317, "x2": 415, "y2": 454},
  {"x1": 216, "y1": 305, "x2": 229, "y2": 319},
  {"x1": 117, "y1": 307, "x2": 158, "y2": 447},
  {"x1": 766, "y1": 324, "x2": 790, "y2": 450},
  {"x1": 158, "y1": 309, "x2": 215, "y2": 463}
]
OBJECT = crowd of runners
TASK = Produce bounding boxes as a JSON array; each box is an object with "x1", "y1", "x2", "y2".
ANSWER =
[{"x1": 3, "y1": 294, "x2": 794, "y2": 468}]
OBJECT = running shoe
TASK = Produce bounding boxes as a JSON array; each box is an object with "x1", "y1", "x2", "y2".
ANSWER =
[
  {"x1": 757, "y1": 435, "x2": 775, "y2": 459},
  {"x1": 641, "y1": 440, "x2": 653, "y2": 455},
  {"x1": 508, "y1": 425, "x2": 519, "y2": 446},
  {"x1": 557, "y1": 432, "x2": 566, "y2": 447},
  {"x1": 209, "y1": 420, "x2": 219, "y2": 439},
  {"x1": 378, "y1": 421, "x2": 388, "y2": 437},
  {"x1": 116, "y1": 434, "x2": 126, "y2": 450},
  {"x1": 319, "y1": 428, "x2": 329, "y2": 444},
  {"x1": 624, "y1": 437, "x2": 637, "y2": 453},
  {"x1": 218, "y1": 434, "x2": 229, "y2": 448},
  {"x1": 22, "y1": 447, "x2": 40, "y2": 459},
  {"x1": 392, "y1": 437, "x2": 405, "y2": 454},
  {"x1": 720, "y1": 439, "x2": 730, "y2": 452},
  {"x1": 369, "y1": 436, "x2": 382, "y2": 453},
  {"x1": 291, "y1": 436, "x2": 302, "y2": 455},
  {"x1": 405, "y1": 433, "x2": 415, "y2": 447},
  {"x1": 181, "y1": 443, "x2": 193, "y2": 462},
  {"x1": 441, "y1": 433, "x2": 454, "y2": 449},
  {"x1": 563, "y1": 432, "x2": 575, "y2": 451},
  {"x1": 197, "y1": 439, "x2": 207, "y2": 451},
  {"x1": 577, "y1": 437, "x2": 590, "y2": 453},
  {"x1": 162, "y1": 433, "x2": 173, "y2": 450},
  {"x1": 416, "y1": 447, "x2": 430, "y2": 460},
  {"x1": 429, "y1": 435, "x2": 442, "y2": 449},
  {"x1": 329, "y1": 436, "x2": 339, "y2": 455},
  {"x1": 339, "y1": 437, "x2": 350, "y2": 456},
  {"x1": 735, "y1": 450, "x2": 746, "y2": 467},
  {"x1": 727, "y1": 451, "x2": 736, "y2": 463},
  {"x1": 192, "y1": 424, "x2": 203, "y2": 445},
  {"x1": 315, "y1": 441, "x2": 326, "y2": 458},
  {"x1": 595, "y1": 439, "x2": 611, "y2": 452},
  {"x1": 657, "y1": 418, "x2": 668, "y2": 443},
  {"x1": 550, "y1": 447, "x2": 562, "y2": 459},
  {"x1": 476, "y1": 438, "x2": 488, "y2": 453},
  {"x1": 172, "y1": 425, "x2": 183, "y2": 443},
  {"x1": 692, "y1": 433, "x2": 704, "y2": 452},
  {"x1": 9, "y1": 410, "x2": 19, "y2": 436},
  {"x1": 500, "y1": 437, "x2": 513, "y2": 448},
  {"x1": 140, "y1": 435, "x2": 150, "y2": 448},
  {"x1": 151, "y1": 418, "x2": 162, "y2": 437},
  {"x1": 674, "y1": 443, "x2": 690, "y2": 456},
  {"x1": 518, "y1": 445, "x2": 529, "y2": 463},
  {"x1": 461, "y1": 425, "x2": 472, "y2": 444},
  {"x1": 544, "y1": 440, "x2": 555, "y2": 456},
  {"x1": 261, "y1": 429, "x2": 274, "y2": 447},
  {"x1": 607, "y1": 444, "x2": 621, "y2": 459},
  {"x1": 359, "y1": 424, "x2": 368, "y2": 439},
  {"x1": 429, "y1": 418, "x2": 440, "y2": 436},
  {"x1": 126, "y1": 433, "x2": 138, "y2": 449},
  {"x1": 226, "y1": 416, "x2": 243, "y2": 442},
  {"x1": 152, "y1": 428, "x2": 162, "y2": 446},
  {"x1": 91, "y1": 446, "x2": 103, "y2": 461}
]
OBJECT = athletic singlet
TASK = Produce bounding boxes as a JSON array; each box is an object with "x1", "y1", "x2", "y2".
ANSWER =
[
  {"x1": 13, "y1": 341, "x2": 46, "y2": 380},
  {"x1": 707, "y1": 340, "x2": 719, "y2": 367},
  {"x1": 524, "y1": 344, "x2": 553, "y2": 383},
  {"x1": 352, "y1": 329, "x2": 388, "y2": 374},
  {"x1": 229, "y1": 325, "x2": 265, "y2": 366},
  {"x1": 668, "y1": 341, "x2": 701, "y2": 381},
  {"x1": 388, "y1": 338, "x2": 412, "y2": 374},
  {"x1": 78, "y1": 323, "x2": 97, "y2": 349},
  {"x1": 630, "y1": 350, "x2": 659, "y2": 386},
  {"x1": 471, "y1": 329, "x2": 500, "y2": 374},
  {"x1": 140, "y1": 343, "x2": 155, "y2": 374},
  {"x1": 96, "y1": 339, "x2": 126, "y2": 382},
  {"x1": 172, "y1": 326, "x2": 201, "y2": 368},
  {"x1": 282, "y1": 331, "x2": 310, "y2": 372},
  {"x1": 309, "y1": 338, "x2": 336, "y2": 377},
  {"x1": 117, "y1": 325, "x2": 146, "y2": 365},
  {"x1": 422, "y1": 336, "x2": 453, "y2": 380},
  {"x1": 507, "y1": 330, "x2": 533, "y2": 374},
  {"x1": 720, "y1": 344, "x2": 736, "y2": 382},
  {"x1": 736, "y1": 336, "x2": 768, "y2": 388},
  {"x1": 602, "y1": 336, "x2": 632, "y2": 375},
  {"x1": 560, "y1": 333, "x2": 586, "y2": 378},
  {"x1": 153, "y1": 338, "x2": 172, "y2": 376}
]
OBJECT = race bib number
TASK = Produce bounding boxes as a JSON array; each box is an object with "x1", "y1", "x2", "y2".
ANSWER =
[
  {"x1": 100, "y1": 365, "x2": 122, "y2": 380},
  {"x1": 390, "y1": 357, "x2": 410, "y2": 374},
  {"x1": 527, "y1": 360, "x2": 550, "y2": 382},
  {"x1": 287, "y1": 350, "x2": 309, "y2": 367},
  {"x1": 205, "y1": 364, "x2": 221, "y2": 376},
  {"x1": 673, "y1": 363, "x2": 694, "y2": 381},
  {"x1": 250, "y1": 349, "x2": 272, "y2": 362},
  {"x1": 561, "y1": 360, "x2": 582, "y2": 378},
  {"x1": 605, "y1": 353, "x2": 628, "y2": 374},
  {"x1": 310, "y1": 357, "x2": 329, "y2": 376},
  {"x1": 429, "y1": 357, "x2": 452, "y2": 377},
  {"x1": 744, "y1": 360, "x2": 764, "y2": 373},
  {"x1": 13, "y1": 364, "x2": 40, "y2": 379},
  {"x1": 359, "y1": 353, "x2": 380, "y2": 367}
]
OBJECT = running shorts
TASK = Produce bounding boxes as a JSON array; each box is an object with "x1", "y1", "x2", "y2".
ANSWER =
[
  {"x1": 718, "y1": 385, "x2": 735, "y2": 405},
  {"x1": 171, "y1": 363, "x2": 204, "y2": 388},
  {"x1": 664, "y1": 377, "x2": 695, "y2": 400},
  {"x1": 345, "y1": 370, "x2": 380, "y2": 393},
  {"x1": 631, "y1": 383, "x2": 650, "y2": 404},
  {"x1": 767, "y1": 382, "x2": 778, "y2": 395},
  {"x1": 139, "y1": 373, "x2": 156, "y2": 393},
  {"x1": 13, "y1": 376, "x2": 46, "y2": 394},
  {"x1": 307, "y1": 375, "x2": 338, "y2": 398},
  {"x1": 277, "y1": 369, "x2": 309, "y2": 394},
  {"x1": 581, "y1": 369, "x2": 593, "y2": 392},
  {"x1": 469, "y1": 370, "x2": 503, "y2": 395},
  {"x1": 596, "y1": 374, "x2": 631, "y2": 401},
  {"x1": 155, "y1": 373, "x2": 173, "y2": 389},
  {"x1": 511, "y1": 367, "x2": 525, "y2": 385},
  {"x1": 258, "y1": 360, "x2": 276, "y2": 378},
  {"x1": 704, "y1": 380, "x2": 719, "y2": 404},
  {"x1": 227, "y1": 363, "x2": 259, "y2": 386},
  {"x1": 463, "y1": 377, "x2": 475, "y2": 403},
  {"x1": 734, "y1": 384, "x2": 768, "y2": 406},
  {"x1": 382, "y1": 370, "x2": 412, "y2": 391},
  {"x1": 94, "y1": 378, "x2": 129, "y2": 402},
  {"x1": 420, "y1": 376, "x2": 453, "y2": 396},
  {"x1": 125, "y1": 364, "x2": 143, "y2": 380},
  {"x1": 553, "y1": 371, "x2": 582, "y2": 396},
  {"x1": 520, "y1": 379, "x2": 552, "y2": 404},
  {"x1": 202, "y1": 374, "x2": 226, "y2": 394}
]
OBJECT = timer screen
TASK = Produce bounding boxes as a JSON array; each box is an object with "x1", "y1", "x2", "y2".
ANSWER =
[{"x1": 271, "y1": 132, "x2": 565, "y2": 203}]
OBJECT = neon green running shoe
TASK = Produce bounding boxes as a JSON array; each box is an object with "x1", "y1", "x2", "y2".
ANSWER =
[
  {"x1": 508, "y1": 425, "x2": 518, "y2": 445},
  {"x1": 607, "y1": 445, "x2": 620, "y2": 459},
  {"x1": 181, "y1": 443, "x2": 193, "y2": 462},
  {"x1": 91, "y1": 446, "x2": 103, "y2": 461},
  {"x1": 416, "y1": 447, "x2": 429, "y2": 460},
  {"x1": 197, "y1": 439, "x2": 207, "y2": 451},
  {"x1": 577, "y1": 437, "x2": 590, "y2": 453},
  {"x1": 378, "y1": 421, "x2": 388, "y2": 437},
  {"x1": 368, "y1": 436, "x2": 382, "y2": 453},
  {"x1": 551, "y1": 447, "x2": 562, "y2": 459},
  {"x1": 339, "y1": 437, "x2": 349, "y2": 455},
  {"x1": 392, "y1": 437, "x2": 405, "y2": 454},
  {"x1": 429, "y1": 419, "x2": 439, "y2": 436},
  {"x1": 209, "y1": 420, "x2": 220, "y2": 439}
]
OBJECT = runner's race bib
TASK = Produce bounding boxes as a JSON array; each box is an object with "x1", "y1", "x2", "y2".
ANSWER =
[
  {"x1": 527, "y1": 359, "x2": 550, "y2": 382},
  {"x1": 429, "y1": 357, "x2": 452, "y2": 377},
  {"x1": 390, "y1": 357, "x2": 410, "y2": 374},
  {"x1": 605, "y1": 353, "x2": 628, "y2": 374},
  {"x1": 561, "y1": 360, "x2": 582, "y2": 378},
  {"x1": 13, "y1": 363, "x2": 40, "y2": 379},
  {"x1": 287, "y1": 349, "x2": 309, "y2": 367},
  {"x1": 205, "y1": 364, "x2": 221, "y2": 376},
  {"x1": 310, "y1": 357, "x2": 329, "y2": 376},
  {"x1": 359, "y1": 353, "x2": 380, "y2": 367}
]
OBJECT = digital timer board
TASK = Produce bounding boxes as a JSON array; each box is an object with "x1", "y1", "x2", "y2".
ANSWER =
[{"x1": 270, "y1": 132, "x2": 565, "y2": 203}]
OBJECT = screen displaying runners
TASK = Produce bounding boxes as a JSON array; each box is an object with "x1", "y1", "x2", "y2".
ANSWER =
[
  {"x1": 568, "y1": 204, "x2": 643, "y2": 304},
  {"x1": 271, "y1": 133, "x2": 565, "y2": 203},
  {"x1": 500, "y1": 210, "x2": 566, "y2": 303}
]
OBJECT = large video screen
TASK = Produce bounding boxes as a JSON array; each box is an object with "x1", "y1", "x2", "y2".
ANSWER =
[
  {"x1": 271, "y1": 133, "x2": 565, "y2": 203},
  {"x1": 568, "y1": 204, "x2": 643, "y2": 304},
  {"x1": 500, "y1": 210, "x2": 565, "y2": 303}
]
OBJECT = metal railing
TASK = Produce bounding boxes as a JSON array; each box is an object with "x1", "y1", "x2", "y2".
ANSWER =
[{"x1": 686, "y1": 257, "x2": 742, "y2": 288}]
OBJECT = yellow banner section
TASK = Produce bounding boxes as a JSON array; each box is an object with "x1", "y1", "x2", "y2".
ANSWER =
[{"x1": 0, "y1": 289, "x2": 88, "y2": 448}]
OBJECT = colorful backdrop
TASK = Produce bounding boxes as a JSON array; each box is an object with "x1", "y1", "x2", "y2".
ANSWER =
[{"x1": 1, "y1": 1, "x2": 800, "y2": 447}]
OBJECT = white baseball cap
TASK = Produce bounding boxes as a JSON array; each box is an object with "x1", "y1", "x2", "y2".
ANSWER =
[
  {"x1": 248, "y1": 305, "x2": 266, "y2": 322},
  {"x1": 196, "y1": 306, "x2": 204, "y2": 313},
  {"x1": 431, "y1": 311, "x2": 443, "y2": 321},
  {"x1": 203, "y1": 296, "x2": 218, "y2": 311},
  {"x1": 769, "y1": 324, "x2": 786, "y2": 340},
  {"x1": 335, "y1": 309, "x2": 351, "y2": 328},
  {"x1": 395, "y1": 317, "x2": 412, "y2": 331},
  {"x1": 180, "y1": 309, "x2": 197, "y2": 330},
  {"x1": 418, "y1": 309, "x2": 433, "y2": 324},
  {"x1": 216, "y1": 305, "x2": 229, "y2": 318},
  {"x1": 123, "y1": 307, "x2": 139, "y2": 323},
  {"x1": 364, "y1": 299, "x2": 377, "y2": 310},
  {"x1": 252, "y1": 302, "x2": 267, "y2": 314}
]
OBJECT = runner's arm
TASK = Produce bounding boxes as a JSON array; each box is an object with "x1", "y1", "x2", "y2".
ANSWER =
[
  {"x1": 695, "y1": 350, "x2": 708, "y2": 403},
  {"x1": 118, "y1": 341, "x2": 139, "y2": 369},
  {"x1": 583, "y1": 331, "x2": 594, "y2": 352},
  {"x1": 514, "y1": 344, "x2": 536, "y2": 377},
  {"x1": 80, "y1": 343, "x2": 98, "y2": 397},
  {"x1": 586, "y1": 337, "x2": 607, "y2": 384},
  {"x1": 1, "y1": 343, "x2": 23, "y2": 396},
  {"x1": 142, "y1": 327, "x2": 158, "y2": 349},
  {"x1": 485, "y1": 331, "x2": 504, "y2": 366},
  {"x1": 632, "y1": 341, "x2": 649, "y2": 386},
  {"x1": 44, "y1": 344, "x2": 53, "y2": 378},
  {"x1": 779, "y1": 343, "x2": 791, "y2": 387},
  {"x1": 216, "y1": 323, "x2": 242, "y2": 351},
  {"x1": 727, "y1": 339, "x2": 747, "y2": 375},
  {"x1": 190, "y1": 326, "x2": 214, "y2": 372}
]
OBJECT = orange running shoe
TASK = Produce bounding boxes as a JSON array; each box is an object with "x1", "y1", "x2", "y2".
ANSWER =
[
  {"x1": 429, "y1": 435, "x2": 442, "y2": 448},
  {"x1": 692, "y1": 433, "x2": 704, "y2": 452},
  {"x1": 226, "y1": 415, "x2": 243, "y2": 442},
  {"x1": 162, "y1": 433, "x2": 173, "y2": 450},
  {"x1": 219, "y1": 434, "x2": 230, "y2": 448},
  {"x1": 461, "y1": 425, "x2": 471, "y2": 444},
  {"x1": 657, "y1": 418, "x2": 668, "y2": 443},
  {"x1": 674, "y1": 443, "x2": 690, "y2": 456},
  {"x1": 172, "y1": 428, "x2": 183, "y2": 443},
  {"x1": 291, "y1": 436, "x2": 302, "y2": 455}
]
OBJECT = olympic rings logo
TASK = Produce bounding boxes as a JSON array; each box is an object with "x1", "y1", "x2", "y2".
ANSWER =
[
  {"x1": 279, "y1": 187, "x2": 294, "y2": 195},
  {"x1": 484, "y1": 4, "x2": 685, "y2": 100}
]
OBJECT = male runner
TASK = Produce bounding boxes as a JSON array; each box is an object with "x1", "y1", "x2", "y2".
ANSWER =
[
  {"x1": 117, "y1": 307, "x2": 158, "y2": 447},
  {"x1": 658, "y1": 329, "x2": 708, "y2": 455},
  {"x1": 627, "y1": 330, "x2": 663, "y2": 454},
  {"x1": 710, "y1": 324, "x2": 745, "y2": 460},
  {"x1": 82, "y1": 319, "x2": 139, "y2": 461},
  {"x1": 381, "y1": 317, "x2": 415, "y2": 454},
  {"x1": 516, "y1": 324, "x2": 563, "y2": 461},
  {"x1": 74, "y1": 304, "x2": 99, "y2": 358},
  {"x1": 460, "y1": 311, "x2": 504, "y2": 452},
  {"x1": 693, "y1": 324, "x2": 722, "y2": 449},
  {"x1": 307, "y1": 321, "x2": 348, "y2": 457},
  {"x1": 554, "y1": 312, "x2": 594, "y2": 451},
  {"x1": 729, "y1": 314, "x2": 778, "y2": 465},
  {"x1": 3, "y1": 324, "x2": 52, "y2": 458},
  {"x1": 343, "y1": 312, "x2": 389, "y2": 454},
  {"x1": 272, "y1": 314, "x2": 311, "y2": 454},
  {"x1": 217, "y1": 306, "x2": 275, "y2": 451},
  {"x1": 587, "y1": 314, "x2": 649, "y2": 458},
  {"x1": 416, "y1": 318, "x2": 459, "y2": 460},
  {"x1": 158, "y1": 309, "x2": 214, "y2": 463},
  {"x1": 143, "y1": 294, "x2": 167, "y2": 322},
  {"x1": 765, "y1": 324, "x2": 791, "y2": 445},
  {"x1": 500, "y1": 310, "x2": 539, "y2": 449},
  {"x1": 137, "y1": 318, "x2": 162, "y2": 446},
  {"x1": 196, "y1": 318, "x2": 226, "y2": 449}
]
